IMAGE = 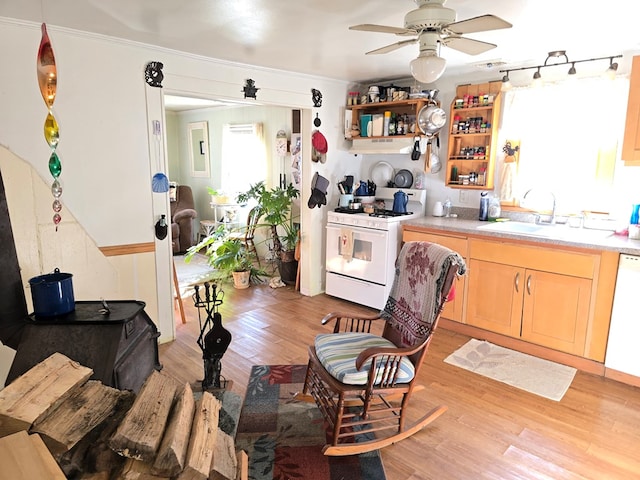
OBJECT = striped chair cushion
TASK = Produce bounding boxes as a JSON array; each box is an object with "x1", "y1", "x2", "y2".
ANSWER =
[{"x1": 315, "y1": 332, "x2": 415, "y2": 386}]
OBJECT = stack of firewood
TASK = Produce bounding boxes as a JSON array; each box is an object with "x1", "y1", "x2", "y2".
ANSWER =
[{"x1": 0, "y1": 352, "x2": 248, "y2": 479}]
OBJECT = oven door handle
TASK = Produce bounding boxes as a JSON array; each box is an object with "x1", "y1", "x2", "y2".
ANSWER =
[{"x1": 327, "y1": 225, "x2": 388, "y2": 238}]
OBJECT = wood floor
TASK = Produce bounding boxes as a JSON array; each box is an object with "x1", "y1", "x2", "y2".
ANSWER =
[{"x1": 159, "y1": 284, "x2": 640, "y2": 480}]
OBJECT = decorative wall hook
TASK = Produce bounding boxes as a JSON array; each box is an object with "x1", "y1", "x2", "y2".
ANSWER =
[
  {"x1": 311, "y1": 88, "x2": 323, "y2": 107},
  {"x1": 242, "y1": 79, "x2": 259, "y2": 99},
  {"x1": 144, "y1": 61, "x2": 164, "y2": 88}
]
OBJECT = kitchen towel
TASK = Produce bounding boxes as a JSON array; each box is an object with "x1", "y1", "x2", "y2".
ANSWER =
[{"x1": 340, "y1": 227, "x2": 354, "y2": 262}]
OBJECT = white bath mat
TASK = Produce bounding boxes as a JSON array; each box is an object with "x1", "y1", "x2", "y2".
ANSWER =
[{"x1": 444, "y1": 339, "x2": 577, "y2": 401}]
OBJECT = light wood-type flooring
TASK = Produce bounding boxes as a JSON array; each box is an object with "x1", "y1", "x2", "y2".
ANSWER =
[{"x1": 159, "y1": 284, "x2": 640, "y2": 480}]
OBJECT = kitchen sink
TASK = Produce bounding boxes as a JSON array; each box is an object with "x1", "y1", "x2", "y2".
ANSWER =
[{"x1": 476, "y1": 221, "x2": 615, "y2": 241}]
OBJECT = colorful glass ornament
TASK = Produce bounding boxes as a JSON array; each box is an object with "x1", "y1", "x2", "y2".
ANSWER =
[
  {"x1": 44, "y1": 112, "x2": 59, "y2": 148},
  {"x1": 51, "y1": 179, "x2": 62, "y2": 198},
  {"x1": 39, "y1": 23, "x2": 63, "y2": 228},
  {"x1": 48, "y1": 151, "x2": 61, "y2": 178},
  {"x1": 37, "y1": 23, "x2": 57, "y2": 108}
]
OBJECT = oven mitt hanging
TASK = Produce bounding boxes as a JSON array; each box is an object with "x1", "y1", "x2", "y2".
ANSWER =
[
  {"x1": 308, "y1": 172, "x2": 330, "y2": 208},
  {"x1": 311, "y1": 130, "x2": 328, "y2": 163}
]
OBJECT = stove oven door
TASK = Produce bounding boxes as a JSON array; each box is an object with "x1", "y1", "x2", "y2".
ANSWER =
[{"x1": 325, "y1": 223, "x2": 392, "y2": 285}]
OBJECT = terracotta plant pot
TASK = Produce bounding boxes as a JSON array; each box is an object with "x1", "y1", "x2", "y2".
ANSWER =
[{"x1": 232, "y1": 270, "x2": 251, "y2": 289}]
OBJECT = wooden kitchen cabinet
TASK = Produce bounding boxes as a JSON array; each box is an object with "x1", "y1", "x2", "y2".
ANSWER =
[
  {"x1": 403, "y1": 224, "x2": 619, "y2": 365},
  {"x1": 622, "y1": 55, "x2": 640, "y2": 166},
  {"x1": 466, "y1": 239, "x2": 595, "y2": 356},
  {"x1": 403, "y1": 229, "x2": 468, "y2": 323},
  {"x1": 446, "y1": 81, "x2": 502, "y2": 189}
]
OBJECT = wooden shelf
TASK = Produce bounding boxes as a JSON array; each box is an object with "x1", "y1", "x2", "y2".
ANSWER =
[{"x1": 446, "y1": 81, "x2": 502, "y2": 190}]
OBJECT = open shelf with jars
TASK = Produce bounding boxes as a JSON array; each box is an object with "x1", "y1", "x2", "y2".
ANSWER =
[
  {"x1": 347, "y1": 99, "x2": 432, "y2": 139},
  {"x1": 446, "y1": 81, "x2": 502, "y2": 189}
]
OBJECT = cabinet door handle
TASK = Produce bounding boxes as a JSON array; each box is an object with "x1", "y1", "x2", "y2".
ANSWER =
[
  {"x1": 526, "y1": 274, "x2": 532, "y2": 295},
  {"x1": 514, "y1": 272, "x2": 520, "y2": 293}
]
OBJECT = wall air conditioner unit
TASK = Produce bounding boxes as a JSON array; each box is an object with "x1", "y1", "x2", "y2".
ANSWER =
[{"x1": 349, "y1": 137, "x2": 426, "y2": 155}]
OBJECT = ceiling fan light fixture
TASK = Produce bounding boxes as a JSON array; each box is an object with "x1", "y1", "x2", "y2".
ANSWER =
[{"x1": 410, "y1": 51, "x2": 447, "y2": 84}]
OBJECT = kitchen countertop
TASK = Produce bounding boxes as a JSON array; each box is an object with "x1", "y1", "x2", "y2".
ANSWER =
[{"x1": 403, "y1": 215, "x2": 640, "y2": 255}]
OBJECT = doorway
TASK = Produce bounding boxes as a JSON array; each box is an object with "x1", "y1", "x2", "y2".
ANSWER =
[{"x1": 147, "y1": 89, "x2": 312, "y2": 338}]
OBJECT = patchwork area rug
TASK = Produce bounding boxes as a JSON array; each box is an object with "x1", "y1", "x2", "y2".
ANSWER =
[
  {"x1": 444, "y1": 339, "x2": 577, "y2": 401},
  {"x1": 235, "y1": 364, "x2": 387, "y2": 480}
]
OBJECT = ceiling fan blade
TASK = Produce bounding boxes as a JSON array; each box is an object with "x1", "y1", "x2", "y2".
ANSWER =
[
  {"x1": 366, "y1": 38, "x2": 417, "y2": 55},
  {"x1": 442, "y1": 36, "x2": 497, "y2": 55},
  {"x1": 349, "y1": 24, "x2": 415, "y2": 36},
  {"x1": 446, "y1": 14, "x2": 512, "y2": 35}
]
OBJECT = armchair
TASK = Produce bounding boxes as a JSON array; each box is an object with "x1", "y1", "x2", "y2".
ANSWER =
[
  {"x1": 302, "y1": 241, "x2": 466, "y2": 455},
  {"x1": 170, "y1": 185, "x2": 197, "y2": 254}
]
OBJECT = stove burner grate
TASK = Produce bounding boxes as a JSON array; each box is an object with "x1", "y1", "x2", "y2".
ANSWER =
[
  {"x1": 334, "y1": 207, "x2": 364, "y2": 214},
  {"x1": 368, "y1": 210, "x2": 413, "y2": 218}
]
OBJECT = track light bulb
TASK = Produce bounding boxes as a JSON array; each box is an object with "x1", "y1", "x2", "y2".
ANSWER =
[
  {"x1": 501, "y1": 73, "x2": 512, "y2": 91},
  {"x1": 605, "y1": 59, "x2": 619, "y2": 79},
  {"x1": 532, "y1": 68, "x2": 542, "y2": 87},
  {"x1": 568, "y1": 63, "x2": 576, "y2": 75}
]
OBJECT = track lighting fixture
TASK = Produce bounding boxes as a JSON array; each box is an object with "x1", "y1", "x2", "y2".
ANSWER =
[
  {"x1": 605, "y1": 57, "x2": 619, "y2": 80},
  {"x1": 499, "y1": 51, "x2": 622, "y2": 87},
  {"x1": 501, "y1": 72, "x2": 512, "y2": 91}
]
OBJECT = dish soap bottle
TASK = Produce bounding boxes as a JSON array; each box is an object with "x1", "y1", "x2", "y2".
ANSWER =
[
  {"x1": 488, "y1": 195, "x2": 501, "y2": 221},
  {"x1": 479, "y1": 192, "x2": 489, "y2": 221}
]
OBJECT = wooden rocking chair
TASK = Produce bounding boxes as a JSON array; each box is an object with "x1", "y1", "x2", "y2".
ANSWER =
[{"x1": 302, "y1": 241, "x2": 466, "y2": 456}]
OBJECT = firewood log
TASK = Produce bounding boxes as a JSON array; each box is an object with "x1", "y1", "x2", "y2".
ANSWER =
[
  {"x1": 109, "y1": 370, "x2": 179, "y2": 462},
  {"x1": 0, "y1": 352, "x2": 92, "y2": 437}
]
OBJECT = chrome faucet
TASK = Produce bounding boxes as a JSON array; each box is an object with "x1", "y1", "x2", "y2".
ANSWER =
[{"x1": 523, "y1": 189, "x2": 556, "y2": 225}]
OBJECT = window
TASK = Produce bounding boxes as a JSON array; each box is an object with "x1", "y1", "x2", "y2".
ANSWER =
[
  {"x1": 221, "y1": 123, "x2": 266, "y2": 195},
  {"x1": 498, "y1": 76, "x2": 629, "y2": 215}
]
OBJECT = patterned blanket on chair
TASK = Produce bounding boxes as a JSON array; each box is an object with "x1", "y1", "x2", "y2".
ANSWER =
[{"x1": 381, "y1": 241, "x2": 466, "y2": 347}]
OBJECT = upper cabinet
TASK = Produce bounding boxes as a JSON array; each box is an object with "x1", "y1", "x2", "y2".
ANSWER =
[
  {"x1": 622, "y1": 55, "x2": 640, "y2": 166},
  {"x1": 445, "y1": 81, "x2": 502, "y2": 189}
]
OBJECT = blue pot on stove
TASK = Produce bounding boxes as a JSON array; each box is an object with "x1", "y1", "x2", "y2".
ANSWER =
[{"x1": 392, "y1": 190, "x2": 408, "y2": 214}]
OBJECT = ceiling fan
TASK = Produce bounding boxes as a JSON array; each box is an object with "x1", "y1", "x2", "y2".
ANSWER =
[{"x1": 349, "y1": 0, "x2": 512, "y2": 83}]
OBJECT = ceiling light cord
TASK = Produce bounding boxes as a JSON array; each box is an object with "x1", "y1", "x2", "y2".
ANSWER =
[{"x1": 499, "y1": 51, "x2": 622, "y2": 87}]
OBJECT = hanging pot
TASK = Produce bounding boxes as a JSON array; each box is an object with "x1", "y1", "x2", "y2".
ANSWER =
[
  {"x1": 29, "y1": 268, "x2": 75, "y2": 317},
  {"x1": 417, "y1": 103, "x2": 447, "y2": 136}
]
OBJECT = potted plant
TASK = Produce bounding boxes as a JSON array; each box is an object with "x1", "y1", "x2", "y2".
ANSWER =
[
  {"x1": 237, "y1": 181, "x2": 300, "y2": 284},
  {"x1": 207, "y1": 186, "x2": 232, "y2": 205},
  {"x1": 186, "y1": 228, "x2": 265, "y2": 289}
]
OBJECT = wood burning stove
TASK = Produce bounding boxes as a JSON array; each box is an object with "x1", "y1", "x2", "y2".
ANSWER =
[{"x1": 5, "y1": 300, "x2": 162, "y2": 393}]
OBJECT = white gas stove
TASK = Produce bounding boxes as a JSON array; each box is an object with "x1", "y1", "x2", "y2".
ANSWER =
[{"x1": 325, "y1": 188, "x2": 427, "y2": 310}]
